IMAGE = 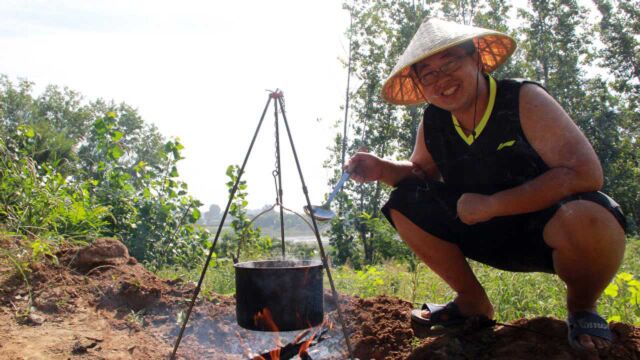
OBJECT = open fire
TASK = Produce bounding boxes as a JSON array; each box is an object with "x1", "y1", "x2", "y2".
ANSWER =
[{"x1": 250, "y1": 307, "x2": 334, "y2": 360}]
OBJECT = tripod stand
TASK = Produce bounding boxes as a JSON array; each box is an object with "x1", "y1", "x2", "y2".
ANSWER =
[{"x1": 171, "y1": 90, "x2": 355, "y2": 359}]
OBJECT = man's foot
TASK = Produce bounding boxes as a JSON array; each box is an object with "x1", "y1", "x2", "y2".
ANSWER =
[
  {"x1": 567, "y1": 311, "x2": 613, "y2": 352},
  {"x1": 412, "y1": 302, "x2": 468, "y2": 327},
  {"x1": 422, "y1": 295, "x2": 494, "y2": 319},
  {"x1": 413, "y1": 295, "x2": 494, "y2": 327}
]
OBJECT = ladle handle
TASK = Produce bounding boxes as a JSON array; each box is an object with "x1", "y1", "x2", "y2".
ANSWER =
[{"x1": 325, "y1": 171, "x2": 350, "y2": 205}]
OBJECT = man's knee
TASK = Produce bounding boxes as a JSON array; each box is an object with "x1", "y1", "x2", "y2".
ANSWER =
[
  {"x1": 388, "y1": 208, "x2": 404, "y2": 224},
  {"x1": 389, "y1": 208, "x2": 439, "y2": 242},
  {"x1": 544, "y1": 200, "x2": 625, "y2": 251},
  {"x1": 389, "y1": 209, "x2": 416, "y2": 237}
]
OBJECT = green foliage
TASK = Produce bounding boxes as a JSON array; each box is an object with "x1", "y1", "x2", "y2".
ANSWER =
[
  {"x1": 284, "y1": 241, "x2": 319, "y2": 260},
  {"x1": 85, "y1": 112, "x2": 209, "y2": 268},
  {"x1": 358, "y1": 211, "x2": 411, "y2": 263},
  {"x1": 156, "y1": 258, "x2": 236, "y2": 296},
  {"x1": 0, "y1": 135, "x2": 109, "y2": 245},
  {"x1": 217, "y1": 165, "x2": 272, "y2": 263},
  {"x1": 593, "y1": 0, "x2": 640, "y2": 96},
  {"x1": 328, "y1": 211, "x2": 360, "y2": 266},
  {"x1": 602, "y1": 272, "x2": 640, "y2": 323},
  {"x1": 592, "y1": 0, "x2": 640, "y2": 231},
  {"x1": 0, "y1": 245, "x2": 33, "y2": 308},
  {"x1": 517, "y1": 0, "x2": 590, "y2": 109},
  {"x1": 0, "y1": 76, "x2": 210, "y2": 269},
  {"x1": 353, "y1": 265, "x2": 385, "y2": 297}
]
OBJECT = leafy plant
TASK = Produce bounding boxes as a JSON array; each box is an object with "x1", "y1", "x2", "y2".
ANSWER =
[
  {"x1": 358, "y1": 211, "x2": 410, "y2": 264},
  {"x1": 0, "y1": 246, "x2": 32, "y2": 304},
  {"x1": 85, "y1": 112, "x2": 210, "y2": 268},
  {"x1": 125, "y1": 309, "x2": 146, "y2": 328},
  {"x1": 218, "y1": 165, "x2": 272, "y2": 263},
  {"x1": 601, "y1": 272, "x2": 640, "y2": 323},
  {"x1": 0, "y1": 131, "x2": 109, "y2": 247},
  {"x1": 354, "y1": 265, "x2": 385, "y2": 297},
  {"x1": 1, "y1": 108, "x2": 210, "y2": 270}
]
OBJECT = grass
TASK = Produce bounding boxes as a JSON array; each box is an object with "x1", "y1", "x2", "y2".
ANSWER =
[
  {"x1": 155, "y1": 258, "x2": 236, "y2": 297},
  {"x1": 331, "y1": 260, "x2": 567, "y2": 322},
  {"x1": 155, "y1": 237, "x2": 640, "y2": 325}
]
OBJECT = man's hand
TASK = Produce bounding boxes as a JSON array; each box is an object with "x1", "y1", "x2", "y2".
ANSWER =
[
  {"x1": 456, "y1": 193, "x2": 498, "y2": 225},
  {"x1": 345, "y1": 151, "x2": 385, "y2": 183}
]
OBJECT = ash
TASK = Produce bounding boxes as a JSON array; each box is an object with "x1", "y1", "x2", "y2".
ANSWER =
[{"x1": 167, "y1": 305, "x2": 350, "y2": 360}]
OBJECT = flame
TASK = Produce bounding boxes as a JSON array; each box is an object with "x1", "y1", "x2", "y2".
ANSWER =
[
  {"x1": 297, "y1": 332, "x2": 315, "y2": 357},
  {"x1": 253, "y1": 308, "x2": 281, "y2": 336},
  {"x1": 269, "y1": 348, "x2": 281, "y2": 360},
  {"x1": 253, "y1": 308, "x2": 282, "y2": 360},
  {"x1": 297, "y1": 316, "x2": 331, "y2": 358},
  {"x1": 250, "y1": 309, "x2": 334, "y2": 360},
  {"x1": 293, "y1": 329, "x2": 310, "y2": 344}
]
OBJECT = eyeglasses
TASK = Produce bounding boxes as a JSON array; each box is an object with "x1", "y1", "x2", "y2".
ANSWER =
[{"x1": 414, "y1": 54, "x2": 471, "y2": 87}]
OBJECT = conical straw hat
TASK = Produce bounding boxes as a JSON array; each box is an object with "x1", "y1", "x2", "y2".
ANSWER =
[{"x1": 381, "y1": 18, "x2": 516, "y2": 106}]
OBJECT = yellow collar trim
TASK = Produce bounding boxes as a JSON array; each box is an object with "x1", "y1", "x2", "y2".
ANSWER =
[{"x1": 451, "y1": 75, "x2": 496, "y2": 146}]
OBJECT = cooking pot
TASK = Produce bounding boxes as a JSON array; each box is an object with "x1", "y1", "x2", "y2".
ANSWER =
[{"x1": 234, "y1": 260, "x2": 324, "y2": 331}]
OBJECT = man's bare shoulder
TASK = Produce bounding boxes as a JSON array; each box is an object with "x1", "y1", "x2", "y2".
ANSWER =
[{"x1": 517, "y1": 82, "x2": 570, "y2": 132}]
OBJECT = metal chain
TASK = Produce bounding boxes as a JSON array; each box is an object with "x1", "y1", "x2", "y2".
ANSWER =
[
  {"x1": 272, "y1": 170, "x2": 280, "y2": 205},
  {"x1": 279, "y1": 94, "x2": 286, "y2": 114},
  {"x1": 273, "y1": 108, "x2": 281, "y2": 205}
]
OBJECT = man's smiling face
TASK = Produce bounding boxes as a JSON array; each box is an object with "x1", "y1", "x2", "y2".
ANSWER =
[{"x1": 413, "y1": 45, "x2": 481, "y2": 112}]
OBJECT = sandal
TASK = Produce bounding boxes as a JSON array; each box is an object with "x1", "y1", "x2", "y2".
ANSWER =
[
  {"x1": 411, "y1": 302, "x2": 468, "y2": 328},
  {"x1": 567, "y1": 311, "x2": 614, "y2": 352}
]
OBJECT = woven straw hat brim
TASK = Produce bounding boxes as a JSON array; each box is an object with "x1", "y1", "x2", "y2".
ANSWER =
[{"x1": 381, "y1": 19, "x2": 516, "y2": 106}]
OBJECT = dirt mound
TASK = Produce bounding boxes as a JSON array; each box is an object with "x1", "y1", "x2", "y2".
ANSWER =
[
  {"x1": 343, "y1": 296, "x2": 415, "y2": 359},
  {"x1": 1, "y1": 238, "x2": 640, "y2": 359},
  {"x1": 0, "y1": 239, "x2": 180, "y2": 359},
  {"x1": 59, "y1": 237, "x2": 135, "y2": 272},
  {"x1": 341, "y1": 297, "x2": 640, "y2": 360}
]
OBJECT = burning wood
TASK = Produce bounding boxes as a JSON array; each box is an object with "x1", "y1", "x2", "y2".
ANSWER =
[{"x1": 250, "y1": 321, "x2": 332, "y2": 360}]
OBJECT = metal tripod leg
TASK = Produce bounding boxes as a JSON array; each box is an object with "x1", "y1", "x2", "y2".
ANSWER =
[{"x1": 170, "y1": 94, "x2": 273, "y2": 359}]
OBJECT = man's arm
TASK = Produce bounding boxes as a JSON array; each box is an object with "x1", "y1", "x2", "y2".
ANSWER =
[
  {"x1": 457, "y1": 84, "x2": 603, "y2": 224},
  {"x1": 347, "y1": 119, "x2": 441, "y2": 186}
]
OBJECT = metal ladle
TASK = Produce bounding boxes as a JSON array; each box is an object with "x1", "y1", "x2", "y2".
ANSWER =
[{"x1": 304, "y1": 171, "x2": 351, "y2": 221}]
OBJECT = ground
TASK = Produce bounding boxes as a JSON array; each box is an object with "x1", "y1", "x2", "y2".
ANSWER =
[{"x1": 1, "y1": 238, "x2": 639, "y2": 360}]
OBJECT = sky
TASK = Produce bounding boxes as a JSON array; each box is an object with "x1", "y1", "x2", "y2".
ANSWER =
[{"x1": 0, "y1": 0, "x2": 352, "y2": 212}]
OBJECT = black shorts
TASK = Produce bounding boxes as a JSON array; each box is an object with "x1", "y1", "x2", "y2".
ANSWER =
[{"x1": 381, "y1": 179, "x2": 627, "y2": 274}]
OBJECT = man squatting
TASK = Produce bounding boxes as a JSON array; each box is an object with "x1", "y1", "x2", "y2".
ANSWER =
[{"x1": 346, "y1": 18, "x2": 627, "y2": 353}]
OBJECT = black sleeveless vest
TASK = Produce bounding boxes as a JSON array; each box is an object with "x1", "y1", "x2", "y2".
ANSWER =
[{"x1": 423, "y1": 78, "x2": 549, "y2": 194}]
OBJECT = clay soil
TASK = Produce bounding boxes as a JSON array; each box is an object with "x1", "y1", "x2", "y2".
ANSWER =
[{"x1": 1, "y1": 237, "x2": 639, "y2": 360}]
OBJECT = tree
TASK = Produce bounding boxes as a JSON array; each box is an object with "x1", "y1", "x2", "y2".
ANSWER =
[
  {"x1": 0, "y1": 75, "x2": 212, "y2": 266},
  {"x1": 593, "y1": 0, "x2": 640, "y2": 98},
  {"x1": 592, "y1": 0, "x2": 640, "y2": 231},
  {"x1": 202, "y1": 204, "x2": 222, "y2": 226},
  {"x1": 85, "y1": 112, "x2": 208, "y2": 267},
  {"x1": 0, "y1": 76, "x2": 93, "y2": 173},
  {"x1": 78, "y1": 100, "x2": 166, "y2": 179},
  {"x1": 518, "y1": 0, "x2": 591, "y2": 111}
]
